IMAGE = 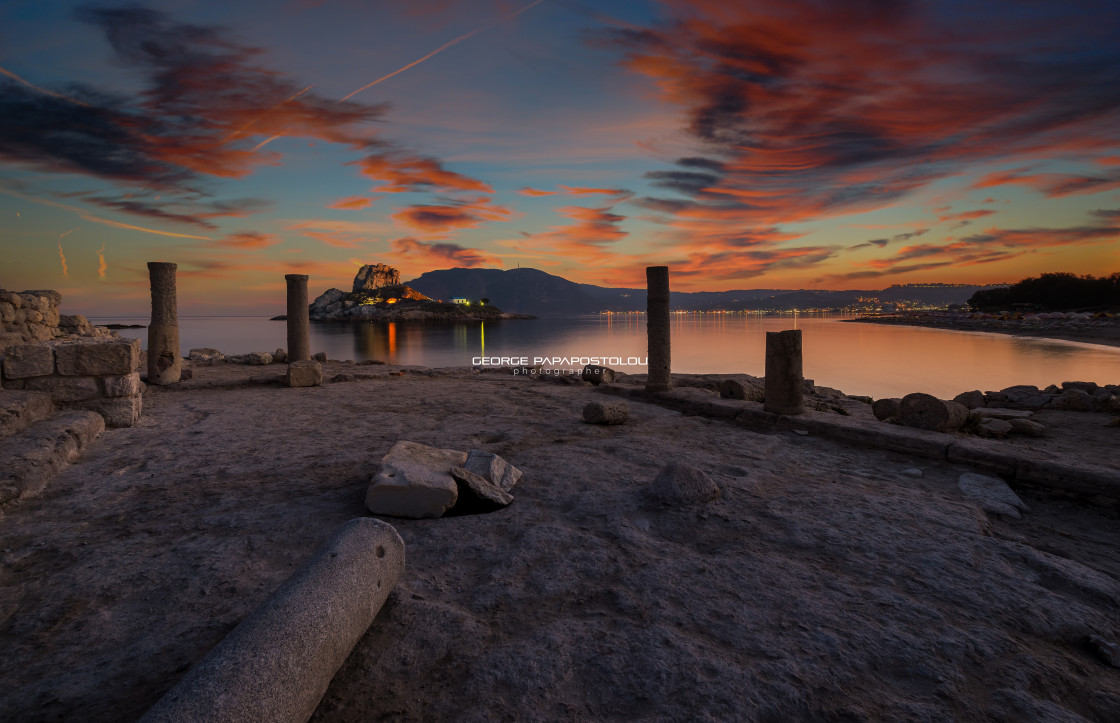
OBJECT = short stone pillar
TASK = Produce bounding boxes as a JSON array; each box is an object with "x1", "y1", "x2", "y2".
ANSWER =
[
  {"x1": 147, "y1": 262, "x2": 181, "y2": 385},
  {"x1": 645, "y1": 266, "x2": 672, "y2": 393},
  {"x1": 285, "y1": 274, "x2": 311, "y2": 363},
  {"x1": 764, "y1": 329, "x2": 804, "y2": 415}
]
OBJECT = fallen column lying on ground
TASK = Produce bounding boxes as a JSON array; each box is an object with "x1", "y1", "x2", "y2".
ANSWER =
[{"x1": 141, "y1": 517, "x2": 405, "y2": 723}]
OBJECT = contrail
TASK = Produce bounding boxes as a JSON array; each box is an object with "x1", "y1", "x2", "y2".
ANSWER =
[
  {"x1": 252, "y1": 0, "x2": 545, "y2": 152},
  {"x1": 0, "y1": 65, "x2": 89, "y2": 106},
  {"x1": 58, "y1": 227, "x2": 79, "y2": 277},
  {"x1": 223, "y1": 84, "x2": 315, "y2": 144},
  {"x1": 343, "y1": 0, "x2": 544, "y2": 101},
  {"x1": 97, "y1": 242, "x2": 107, "y2": 279}
]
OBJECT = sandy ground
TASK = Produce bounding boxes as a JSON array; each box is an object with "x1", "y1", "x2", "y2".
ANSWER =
[{"x1": 1, "y1": 363, "x2": 1118, "y2": 721}]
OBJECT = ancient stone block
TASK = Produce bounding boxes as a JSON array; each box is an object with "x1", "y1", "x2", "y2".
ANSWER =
[
  {"x1": 953, "y1": 390, "x2": 986, "y2": 409},
  {"x1": 101, "y1": 372, "x2": 142, "y2": 397},
  {"x1": 583, "y1": 400, "x2": 630, "y2": 425},
  {"x1": 2, "y1": 344, "x2": 55, "y2": 378},
  {"x1": 247, "y1": 351, "x2": 273, "y2": 365},
  {"x1": 871, "y1": 397, "x2": 901, "y2": 420},
  {"x1": 73, "y1": 394, "x2": 142, "y2": 428},
  {"x1": 0, "y1": 390, "x2": 54, "y2": 440},
  {"x1": 286, "y1": 360, "x2": 322, "y2": 387},
  {"x1": 53, "y1": 337, "x2": 141, "y2": 376},
  {"x1": 26, "y1": 375, "x2": 101, "y2": 403},
  {"x1": 719, "y1": 378, "x2": 765, "y2": 402},
  {"x1": 365, "y1": 441, "x2": 465, "y2": 519}
]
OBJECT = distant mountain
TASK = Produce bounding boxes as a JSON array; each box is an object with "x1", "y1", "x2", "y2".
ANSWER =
[{"x1": 405, "y1": 268, "x2": 1000, "y2": 316}]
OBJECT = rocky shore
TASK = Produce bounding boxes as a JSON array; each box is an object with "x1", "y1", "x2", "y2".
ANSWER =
[
  {"x1": 848, "y1": 310, "x2": 1120, "y2": 347},
  {"x1": 1, "y1": 358, "x2": 1118, "y2": 721}
]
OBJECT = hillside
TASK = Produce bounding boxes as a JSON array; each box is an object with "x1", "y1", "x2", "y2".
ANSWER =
[{"x1": 406, "y1": 268, "x2": 1000, "y2": 316}]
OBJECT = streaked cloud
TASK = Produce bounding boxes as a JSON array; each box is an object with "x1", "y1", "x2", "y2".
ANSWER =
[{"x1": 391, "y1": 237, "x2": 500, "y2": 268}]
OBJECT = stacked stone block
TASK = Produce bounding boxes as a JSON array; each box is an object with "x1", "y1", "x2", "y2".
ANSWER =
[
  {"x1": 1, "y1": 337, "x2": 144, "y2": 427},
  {"x1": 0, "y1": 289, "x2": 116, "y2": 354}
]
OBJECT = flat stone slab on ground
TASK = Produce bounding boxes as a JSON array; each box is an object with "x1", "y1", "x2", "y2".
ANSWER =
[{"x1": 958, "y1": 472, "x2": 1030, "y2": 517}]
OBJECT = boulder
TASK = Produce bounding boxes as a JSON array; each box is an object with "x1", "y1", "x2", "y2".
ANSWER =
[
  {"x1": 1061, "y1": 381, "x2": 1098, "y2": 393},
  {"x1": 463, "y1": 450, "x2": 522, "y2": 492},
  {"x1": 957, "y1": 472, "x2": 1029, "y2": 518},
  {"x1": 977, "y1": 418, "x2": 1013, "y2": 438},
  {"x1": 953, "y1": 390, "x2": 986, "y2": 409},
  {"x1": 581, "y1": 364, "x2": 617, "y2": 385},
  {"x1": 365, "y1": 441, "x2": 466, "y2": 519},
  {"x1": 897, "y1": 393, "x2": 969, "y2": 432},
  {"x1": 449, "y1": 466, "x2": 514, "y2": 513},
  {"x1": 583, "y1": 400, "x2": 630, "y2": 425},
  {"x1": 286, "y1": 360, "x2": 322, "y2": 388},
  {"x1": 188, "y1": 348, "x2": 224, "y2": 365},
  {"x1": 1051, "y1": 388, "x2": 1092, "y2": 411},
  {"x1": 352, "y1": 264, "x2": 401, "y2": 293},
  {"x1": 1008, "y1": 418, "x2": 1046, "y2": 437},
  {"x1": 871, "y1": 397, "x2": 900, "y2": 421},
  {"x1": 272, "y1": 348, "x2": 287, "y2": 364},
  {"x1": 246, "y1": 352, "x2": 273, "y2": 366},
  {"x1": 718, "y1": 379, "x2": 765, "y2": 402},
  {"x1": 313, "y1": 352, "x2": 327, "y2": 362},
  {"x1": 644, "y1": 461, "x2": 721, "y2": 505}
]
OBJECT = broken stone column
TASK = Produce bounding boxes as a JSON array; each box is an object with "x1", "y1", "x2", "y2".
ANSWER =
[
  {"x1": 764, "y1": 329, "x2": 804, "y2": 415},
  {"x1": 646, "y1": 266, "x2": 671, "y2": 393},
  {"x1": 141, "y1": 518, "x2": 405, "y2": 723},
  {"x1": 285, "y1": 274, "x2": 310, "y2": 363},
  {"x1": 146, "y1": 262, "x2": 181, "y2": 385}
]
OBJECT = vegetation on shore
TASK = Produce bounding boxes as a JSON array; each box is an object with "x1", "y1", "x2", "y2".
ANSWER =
[{"x1": 968, "y1": 272, "x2": 1120, "y2": 311}]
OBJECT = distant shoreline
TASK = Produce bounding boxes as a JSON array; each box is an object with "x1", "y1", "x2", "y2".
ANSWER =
[{"x1": 846, "y1": 314, "x2": 1120, "y2": 349}]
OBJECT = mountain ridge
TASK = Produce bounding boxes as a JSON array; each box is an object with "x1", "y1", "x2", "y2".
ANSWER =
[{"x1": 404, "y1": 267, "x2": 1002, "y2": 316}]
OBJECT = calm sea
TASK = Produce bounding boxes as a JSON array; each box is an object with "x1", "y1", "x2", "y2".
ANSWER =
[{"x1": 90, "y1": 314, "x2": 1120, "y2": 400}]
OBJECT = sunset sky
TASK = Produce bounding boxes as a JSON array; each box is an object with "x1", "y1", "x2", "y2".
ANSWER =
[{"x1": 2, "y1": 0, "x2": 1119, "y2": 314}]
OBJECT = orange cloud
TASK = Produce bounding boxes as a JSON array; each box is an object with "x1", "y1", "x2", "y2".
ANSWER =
[
  {"x1": 329, "y1": 196, "x2": 374, "y2": 210},
  {"x1": 518, "y1": 187, "x2": 557, "y2": 196},
  {"x1": 391, "y1": 237, "x2": 500, "y2": 268},
  {"x1": 356, "y1": 152, "x2": 491, "y2": 194},
  {"x1": 391, "y1": 197, "x2": 512, "y2": 235},
  {"x1": 970, "y1": 168, "x2": 1120, "y2": 198},
  {"x1": 215, "y1": 231, "x2": 281, "y2": 249}
]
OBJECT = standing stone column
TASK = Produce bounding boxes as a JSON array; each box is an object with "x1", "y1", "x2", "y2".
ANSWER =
[
  {"x1": 764, "y1": 329, "x2": 804, "y2": 415},
  {"x1": 285, "y1": 274, "x2": 310, "y2": 362},
  {"x1": 646, "y1": 266, "x2": 672, "y2": 393},
  {"x1": 147, "y1": 262, "x2": 181, "y2": 385}
]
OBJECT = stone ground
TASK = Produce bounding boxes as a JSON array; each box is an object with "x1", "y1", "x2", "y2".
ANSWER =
[{"x1": 0, "y1": 363, "x2": 1118, "y2": 722}]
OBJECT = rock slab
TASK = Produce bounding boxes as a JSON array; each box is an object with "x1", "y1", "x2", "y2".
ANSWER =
[
  {"x1": 450, "y1": 466, "x2": 514, "y2": 513},
  {"x1": 140, "y1": 517, "x2": 405, "y2": 723},
  {"x1": 366, "y1": 441, "x2": 466, "y2": 519},
  {"x1": 957, "y1": 472, "x2": 1030, "y2": 518},
  {"x1": 462, "y1": 450, "x2": 522, "y2": 492}
]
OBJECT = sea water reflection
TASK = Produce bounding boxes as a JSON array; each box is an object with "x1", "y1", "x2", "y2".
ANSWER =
[{"x1": 99, "y1": 314, "x2": 1120, "y2": 400}]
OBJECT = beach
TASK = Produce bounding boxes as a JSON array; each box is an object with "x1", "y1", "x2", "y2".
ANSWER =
[
  {"x1": 848, "y1": 313, "x2": 1120, "y2": 349},
  {"x1": 1, "y1": 360, "x2": 1118, "y2": 721}
]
